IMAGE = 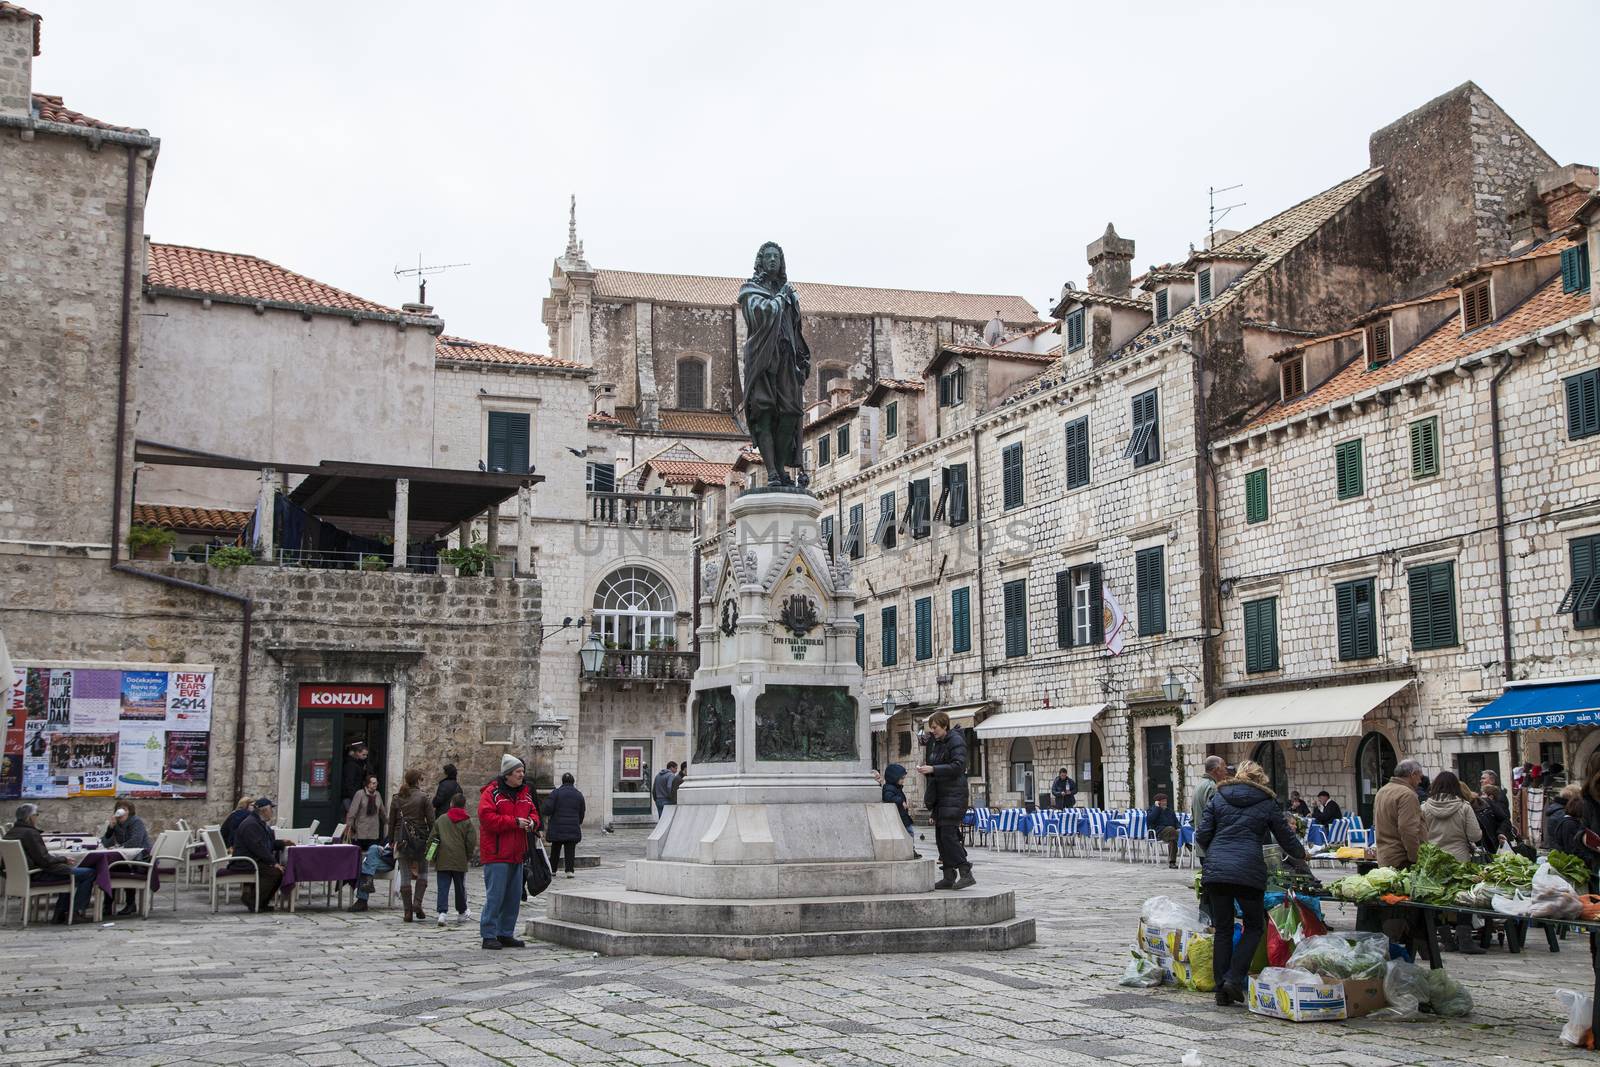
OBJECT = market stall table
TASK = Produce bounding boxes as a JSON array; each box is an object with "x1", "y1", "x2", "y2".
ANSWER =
[{"x1": 279, "y1": 843, "x2": 359, "y2": 911}]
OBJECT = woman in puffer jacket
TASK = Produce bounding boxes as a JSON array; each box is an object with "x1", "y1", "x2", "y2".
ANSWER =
[
  {"x1": 1422, "y1": 770, "x2": 1487, "y2": 955},
  {"x1": 1197, "y1": 759, "x2": 1306, "y2": 1007}
]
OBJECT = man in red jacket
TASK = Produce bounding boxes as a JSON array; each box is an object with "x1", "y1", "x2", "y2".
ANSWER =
[{"x1": 478, "y1": 753, "x2": 538, "y2": 949}]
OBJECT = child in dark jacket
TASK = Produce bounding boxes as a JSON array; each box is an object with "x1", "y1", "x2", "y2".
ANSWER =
[
  {"x1": 426, "y1": 793, "x2": 479, "y2": 926},
  {"x1": 883, "y1": 764, "x2": 916, "y2": 853}
]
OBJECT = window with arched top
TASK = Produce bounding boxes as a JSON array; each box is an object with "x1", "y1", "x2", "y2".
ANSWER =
[
  {"x1": 593, "y1": 567, "x2": 676, "y2": 650},
  {"x1": 678, "y1": 359, "x2": 707, "y2": 410}
]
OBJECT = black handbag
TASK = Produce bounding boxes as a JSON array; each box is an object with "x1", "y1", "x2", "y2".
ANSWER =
[{"x1": 523, "y1": 835, "x2": 553, "y2": 897}]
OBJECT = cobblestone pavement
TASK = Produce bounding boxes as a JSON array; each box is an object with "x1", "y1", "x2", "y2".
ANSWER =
[{"x1": 4, "y1": 829, "x2": 1598, "y2": 1066}]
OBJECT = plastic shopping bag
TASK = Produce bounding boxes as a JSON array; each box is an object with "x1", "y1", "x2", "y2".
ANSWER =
[
  {"x1": 1119, "y1": 950, "x2": 1165, "y2": 988},
  {"x1": 1558, "y1": 988, "x2": 1594, "y2": 1048}
]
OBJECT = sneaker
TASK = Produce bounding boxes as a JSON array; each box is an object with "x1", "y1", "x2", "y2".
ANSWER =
[
  {"x1": 456, "y1": 909, "x2": 472, "y2": 924},
  {"x1": 481, "y1": 938, "x2": 503, "y2": 950},
  {"x1": 437, "y1": 913, "x2": 448, "y2": 926}
]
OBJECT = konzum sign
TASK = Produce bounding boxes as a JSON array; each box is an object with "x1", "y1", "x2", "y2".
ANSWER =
[{"x1": 298, "y1": 684, "x2": 387, "y2": 710}]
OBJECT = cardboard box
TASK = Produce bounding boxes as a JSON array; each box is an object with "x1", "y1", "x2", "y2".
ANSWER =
[{"x1": 1248, "y1": 972, "x2": 1386, "y2": 1022}]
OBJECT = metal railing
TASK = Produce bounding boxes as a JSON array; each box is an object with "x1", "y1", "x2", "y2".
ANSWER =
[
  {"x1": 588, "y1": 492, "x2": 695, "y2": 531},
  {"x1": 166, "y1": 544, "x2": 519, "y2": 577},
  {"x1": 580, "y1": 649, "x2": 697, "y2": 682}
]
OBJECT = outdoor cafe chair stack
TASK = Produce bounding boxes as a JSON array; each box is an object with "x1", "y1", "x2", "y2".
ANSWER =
[{"x1": 0, "y1": 838, "x2": 74, "y2": 928}]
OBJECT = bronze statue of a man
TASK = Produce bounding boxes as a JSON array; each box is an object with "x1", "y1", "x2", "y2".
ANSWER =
[{"x1": 739, "y1": 242, "x2": 810, "y2": 487}]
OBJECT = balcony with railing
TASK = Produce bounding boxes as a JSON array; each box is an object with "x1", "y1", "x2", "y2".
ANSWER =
[
  {"x1": 588, "y1": 492, "x2": 695, "y2": 531},
  {"x1": 580, "y1": 648, "x2": 698, "y2": 685}
]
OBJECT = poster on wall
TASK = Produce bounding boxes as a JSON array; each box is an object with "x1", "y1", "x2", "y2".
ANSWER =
[
  {"x1": 117, "y1": 726, "x2": 166, "y2": 795},
  {"x1": 120, "y1": 671, "x2": 168, "y2": 722},
  {"x1": 69, "y1": 669, "x2": 122, "y2": 733},
  {"x1": 163, "y1": 731, "x2": 209, "y2": 797},
  {"x1": 10, "y1": 663, "x2": 213, "y2": 799},
  {"x1": 165, "y1": 671, "x2": 212, "y2": 731},
  {"x1": 49, "y1": 731, "x2": 118, "y2": 797},
  {"x1": 620, "y1": 745, "x2": 644, "y2": 782}
]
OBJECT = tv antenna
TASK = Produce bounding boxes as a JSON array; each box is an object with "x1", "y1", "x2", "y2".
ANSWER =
[
  {"x1": 1208, "y1": 184, "x2": 1246, "y2": 245},
  {"x1": 394, "y1": 254, "x2": 469, "y2": 303}
]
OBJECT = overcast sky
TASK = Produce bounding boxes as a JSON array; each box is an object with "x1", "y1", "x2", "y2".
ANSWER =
[{"x1": 35, "y1": 1, "x2": 1598, "y2": 351}]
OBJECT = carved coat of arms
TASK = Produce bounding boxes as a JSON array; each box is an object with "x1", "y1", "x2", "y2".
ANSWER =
[{"x1": 778, "y1": 593, "x2": 820, "y2": 637}]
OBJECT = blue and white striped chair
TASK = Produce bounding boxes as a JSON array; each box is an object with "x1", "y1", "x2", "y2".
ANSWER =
[
  {"x1": 971, "y1": 807, "x2": 995, "y2": 848},
  {"x1": 1344, "y1": 815, "x2": 1374, "y2": 848},
  {"x1": 1179, "y1": 824, "x2": 1198, "y2": 868},
  {"x1": 992, "y1": 808, "x2": 1023, "y2": 851}
]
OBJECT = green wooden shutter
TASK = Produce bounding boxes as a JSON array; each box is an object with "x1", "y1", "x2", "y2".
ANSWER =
[
  {"x1": 818, "y1": 436, "x2": 830, "y2": 465},
  {"x1": 1353, "y1": 580, "x2": 1376, "y2": 658},
  {"x1": 949, "y1": 464, "x2": 968, "y2": 525},
  {"x1": 1003, "y1": 579, "x2": 1027, "y2": 657},
  {"x1": 1409, "y1": 563, "x2": 1457, "y2": 650},
  {"x1": 881, "y1": 606, "x2": 897, "y2": 666},
  {"x1": 886, "y1": 402, "x2": 898, "y2": 438},
  {"x1": 1089, "y1": 564, "x2": 1104, "y2": 645},
  {"x1": 1246, "y1": 469, "x2": 1268, "y2": 523},
  {"x1": 952, "y1": 587, "x2": 971, "y2": 653},
  {"x1": 854, "y1": 613, "x2": 865, "y2": 668},
  {"x1": 915, "y1": 597, "x2": 932, "y2": 660},
  {"x1": 1067, "y1": 309, "x2": 1085, "y2": 351},
  {"x1": 1065, "y1": 417, "x2": 1089, "y2": 489},
  {"x1": 1563, "y1": 245, "x2": 1591, "y2": 294},
  {"x1": 1056, "y1": 570, "x2": 1072, "y2": 648},
  {"x1": 1002, "y1": 443, "x2": 1024, "y2": 509},
  {"x1": 1136, "y1": 547, "x2": 1166, "y2": 636},
  {"x1": 1198, "y1": 269, "x2": 1212, "y2": 303},
  {"x1": 1336, "y1": 439, "x2": 1363, "y2": 499},
  {"x1": 1567, "y1": 371, "x2": 1600, "y2": 440},
  {"x1": 1409, "y1": 418, "x2": 1439, "y2": 479},
  {"x1": 819, "y1": 516, "x2": 833, "y2": 556},
  {"x1": 1244, "y1": 598, "x2": 1278, "y2": 673},
  {"x1": 487, "y1": 411, "x2": 509, "y2": 471},
  {"x1": 487, "y1": 411, "x2": 529, "y2": 473}
]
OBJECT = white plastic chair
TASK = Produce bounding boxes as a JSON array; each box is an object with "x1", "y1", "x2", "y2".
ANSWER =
[
  {"x1": 0, "y1": 838, "x2": 79, "y2": 927},
  {"x1": 202, "y1": 827, "x2": 260, "y2": 912},
  {"x1": 331, "y1": 823, "x2": 346, "y2": 842}
]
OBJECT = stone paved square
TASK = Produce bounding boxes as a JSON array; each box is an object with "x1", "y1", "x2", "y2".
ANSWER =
[{"x1": 4, "y1": 830, "x2": 1596, "y2": 1066}]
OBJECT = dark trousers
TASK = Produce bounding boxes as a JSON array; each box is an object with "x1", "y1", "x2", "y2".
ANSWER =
[
  {"x1": 1206, "y1": 882, "x2": 1266, "y2": 991},
  {"x1": 1157, "y1": 827, "x2": 1180, "y2": 865},
  {"x1": 435, "y1": 869, "x2": 466, "y2": 913},
  {"x1": 240, "y1": 865, "x2": 283, "y2": 911},
  {"x1": 549, "y1": 840, "x2": 577, "y2": 874},
  {"x1": 934, "y1": 821, "x2": 969, "y2": 872}
]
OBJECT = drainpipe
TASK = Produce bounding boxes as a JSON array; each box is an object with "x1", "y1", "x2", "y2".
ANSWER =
[
  {"x1": 1489, "y1": 353, "x2": 1520, "y2": 817},
  {"x1": 970, "y1": 428, "x2": 988, "y2": 704},
  {"x1": 105, "y1": 145, "x2": 255, "y2": 804}
]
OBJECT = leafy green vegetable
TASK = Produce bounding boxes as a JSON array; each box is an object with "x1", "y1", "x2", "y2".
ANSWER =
[
  {"x1": 1403, "y1": 843, "x2": 1482, "y2": 905},
  {"x1": 1547, "y1": 850, "x2": 1591, "y2": 891},
  {"x1": 1364, "y1": 867, "x2": 1403, "y2": 893},
  {"x1": 1329, "y1": 875, "x2": 1378, "y2": 902},
  {"x1": 1481, "y1": 852, "x2": 1535, "y2": 889}
]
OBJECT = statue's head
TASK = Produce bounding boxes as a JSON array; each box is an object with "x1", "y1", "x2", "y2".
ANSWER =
[{"x1": 753, "y1": 241, "x2": 786, "y2": 286}]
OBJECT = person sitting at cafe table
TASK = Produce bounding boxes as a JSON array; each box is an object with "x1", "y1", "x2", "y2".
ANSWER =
[
  {"x1": 1311, "y1": 790, "x2": 1342, "y2": 827},
  {"x1": 102, "y1": 802, "x2": 152, "y2": 918},
  {"x1": 1147, "y1": 793, "x2": 1182, "y2": 868},
  {"x1": 1050, "y1": 768, "x2": 1077, "y2": 809},
  {"x1": 4, "y1": 803, "x2": 96, "y2": 924},
  {"x1": 1287, "y1": 791, "x2": 1310, "y2": 817},
  {"x1": 347, "y1": 842, "x2": 395, "y2": 913},
  {"x1": 220, "y1": 797, "x2": 253, "y2": 849},
  {"x1": 231, "y1": 796, "x2": 284, "y2": 912}
]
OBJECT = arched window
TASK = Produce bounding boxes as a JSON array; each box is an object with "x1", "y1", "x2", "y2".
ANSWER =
[
  {"x1": 1354, "y1": 732, "x2": 1397, "y2": 826},
  {"x1": 1252, "y1": 741, "x2": 1290, "y2": 806},
  {"x1": 1008, "y1": 736, "x2": 1035, "y2": 799},
  {"x1": 678, "y1": 359, "x2": 706, "y2": 410},
  {"x1": 593, "y1": 567, "x2": 676, "y2": 651}
]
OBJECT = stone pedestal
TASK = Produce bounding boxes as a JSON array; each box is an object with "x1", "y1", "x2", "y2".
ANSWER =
[{"x1": 528, "y1": 489, "x2": 1034, "y2": 958}]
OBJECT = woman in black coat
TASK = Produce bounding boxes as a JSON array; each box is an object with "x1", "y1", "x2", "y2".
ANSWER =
[
  {"x1": 432, "y1": 763, "x2": 460, "y2": 820},
  {"x1": 1196, "y1": 759, "x2": 1306, "y2": 1007},
  {"x1": 542, "y1": 773, "x2": 586, "y2": 877},
  {"x1": 916, "y1": 711, "x2": 973, "y2": 890}
]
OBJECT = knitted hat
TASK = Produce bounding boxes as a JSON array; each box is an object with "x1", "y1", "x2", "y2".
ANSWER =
[{"x1": 500, "y1": 753, "x2": 524, "y2": 775}]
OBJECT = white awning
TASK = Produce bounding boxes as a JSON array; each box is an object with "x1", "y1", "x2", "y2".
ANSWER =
[
  {"x1": 1174, "y1": 679, "x2": 1412, "y2": 745},
  {"x1": 974, "y1": 703, "x2": 1107, "y2": 739},
  {"x1": 869, "y1": 712, "x2": 889, "y2": 732}
]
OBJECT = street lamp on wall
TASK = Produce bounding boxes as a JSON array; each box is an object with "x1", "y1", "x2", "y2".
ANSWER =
[
  {"x1": 578, "y1": 632, "x2": 607, "y2": 674},
  {"x1": 1160, "y1": 667, "x2": 1202, "y2": 709}
]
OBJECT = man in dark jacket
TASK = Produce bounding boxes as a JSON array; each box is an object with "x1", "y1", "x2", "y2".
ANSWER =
[
  {"x1": 916, "y1": 712, "x2": 973, "y2": 890},
  {"x1": 652, "y1": 762, "x2": 678, "y2": 817},
  {"x1": 341, "y1": 741, "x2": 371, "y2": 814},
  {"x1": 1050, "y1": 768, "x2": 1077, "y2": 809},
  {"x1": 1311, "y1": 791, "x2": 1342, "y2": 827},
  {"x1": 1147, "y1": 794, "x2": 1182, "y2": 868},
  {"x1": 220, "y1": 797, "x2": 254, "y2": 849},
  {"x1": 432, "y1": 763, "x2": 460, "y2": 820},
  {"x1": 543, "y1": 773, "x2": 586, "y2": 877},
  {"x1": 4, "y1": 803, "x2": 95, "y2": 923},
  {"x1": 231, "y1": 796, "x2": 284, "y2": 912}
]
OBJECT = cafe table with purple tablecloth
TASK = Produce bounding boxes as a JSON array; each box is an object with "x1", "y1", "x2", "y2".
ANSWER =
[
  {"x1": 279, "y1": 843, "x2": 359, "y2": 910},
  {"x1": 60, "y1": 847, "x2": 153, "y2": 895}
]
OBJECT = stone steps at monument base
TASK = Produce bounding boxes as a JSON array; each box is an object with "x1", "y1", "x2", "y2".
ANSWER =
[
  {"x1": 546, "y1": 885, "x2": 1018, "y2": 934},
  {"x1": 526, "y1": 915, "x2": 1037, "y2": 960},
  {"x1": 625, "y1": 857, "x2": 935, "y2": 899}
]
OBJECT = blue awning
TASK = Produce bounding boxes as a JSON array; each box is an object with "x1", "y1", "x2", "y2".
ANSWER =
[{"x1": 1466, "y1": 680, "x2": 1600, "y2": 734}]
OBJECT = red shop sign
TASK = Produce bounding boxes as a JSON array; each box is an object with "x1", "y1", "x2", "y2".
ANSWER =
[{"x1": 298, "y1": 684, "x2": 387, "y2": 710}]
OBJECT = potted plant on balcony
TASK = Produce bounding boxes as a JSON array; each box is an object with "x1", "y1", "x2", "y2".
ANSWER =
[
  {"x1": 439, "y1": 539, "x2": 492, "y2": 577},
  {"x1": 127, "y1": 524, "x2": 176, "y2": 561},
  {"x1": 207, "y1": 545, "x2": 256, "y2": 569},
  {"x1": 359, "y1": 554, "x2": 389, "y2": 572},
  {"x1": 663, "y1": 636, "x2": 678, "y2": 650}
]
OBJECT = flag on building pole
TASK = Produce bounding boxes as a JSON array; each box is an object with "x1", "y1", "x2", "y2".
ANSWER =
[{"x1": 1102, "y1": 585, "x2": 1127, "y2": 656}]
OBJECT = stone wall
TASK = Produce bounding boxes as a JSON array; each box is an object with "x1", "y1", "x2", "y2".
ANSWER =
[{"x1": 0, "y1": 558, "x2": 541, "y2": 834}]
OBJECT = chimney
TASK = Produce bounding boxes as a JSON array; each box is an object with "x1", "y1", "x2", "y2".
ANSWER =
[
  {"x1": 0, "y1": 5, "x2": 39, "y2": 121},
  {"x1": 1206, "y1": 229, "x2": 1242, "y2": 250},
  {"x1": 828, "y1": 381, "x2": 853, "y2": 411},
  {"x1": 1087, "y1": 223, "x2": 1135, "y2": 298},
  {"x1": 1539, "y1": 164, "x2": 1599, "y2": 233},
  {"x1": 590, "y1": 382, "x2": 617, "y2": 419}
]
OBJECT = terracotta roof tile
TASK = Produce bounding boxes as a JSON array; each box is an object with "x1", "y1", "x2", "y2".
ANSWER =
[
  {"x1": 938, "y1": 343, "x2": 1056, "y2": 362},
  {"x1": 1247, "y1": 270, "x2": 1590, "y2": 430},
  {"x1": 1054, "y1": 288, "x2": 1151, "y2": 314},
  {"x1": 612, "y1": 407, "x2": 744, "y2": 436},
  {"x1": 31, "y1": 93, "x2": 142, "y2": 134},
  {"x1": 643, "y1": 459, "x2": 735, "y2": 486},
  {"x1": 435, "y1": 335, "x2": 585, "y2": 370},
  {"x1": 1117, "y1": 168, "x2": 1387, "y2": 358},
  {"x1": 1448, "y1": 233, "x2": 1579, "y2": 286},
  {"x1": 147, "y1": 243, "x2": 399, "y2": 316},
  {"x1": 592, "y1": 268, "x2": 1037, "y2": 322},
  {"x1": 805, "y1": 401, "x2": 862, "y2": 431},
  {"x1": 876, "y1": 377, "x2": 925, "y2": 392},
  {"x1": 1, "y1": 3, "x2": 39, "y2": 56},
  {"x1": 587, "y1": 412, "x2": 623, "y2": 426},
  {"x1": 132, "y1": 503, "x2": 251, "y2": 535}
]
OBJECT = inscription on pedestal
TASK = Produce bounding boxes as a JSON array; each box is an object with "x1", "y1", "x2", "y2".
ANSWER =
[{"x1": 754, "y1": 685, "x2": 858, "y2": 761}]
